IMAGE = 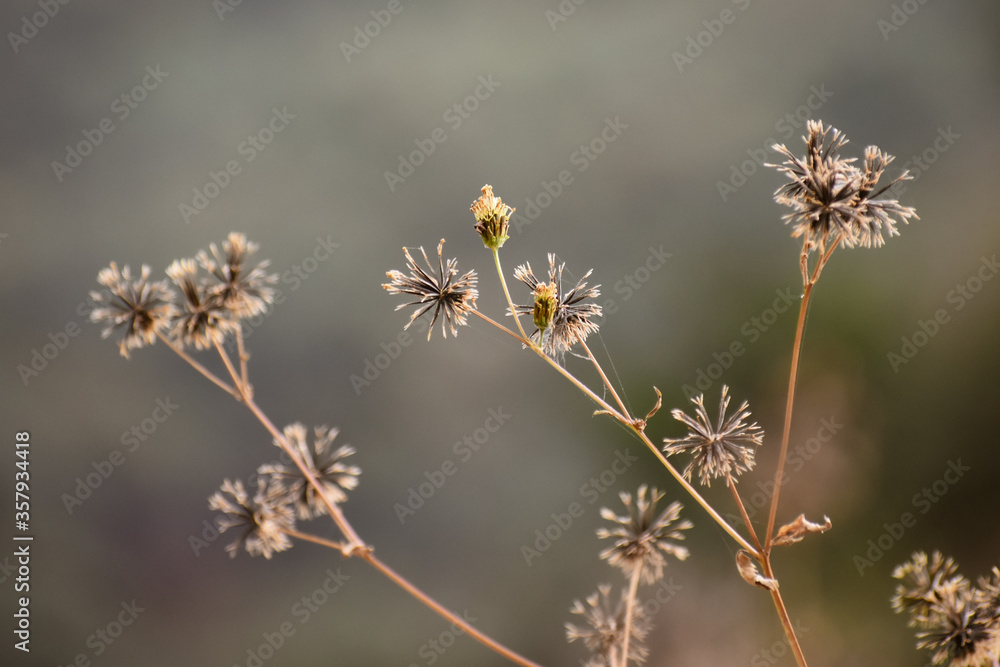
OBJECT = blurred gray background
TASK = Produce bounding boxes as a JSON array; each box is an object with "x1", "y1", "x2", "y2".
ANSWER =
[{"x1": 3, "y1": 1, "x2": 999, "y2": 665}]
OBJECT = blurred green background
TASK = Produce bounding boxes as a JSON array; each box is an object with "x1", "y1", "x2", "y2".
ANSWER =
[{"x1": 3, "y1": 1, "x2": 999, "y2": 665}]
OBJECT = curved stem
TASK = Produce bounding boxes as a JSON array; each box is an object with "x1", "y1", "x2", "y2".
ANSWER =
[
  {"x1": 619, "y1": 569, "x2": 642, "y2": 667},
  {"x1": 362, "y1": 550, "x2": 546, "y2": 667},
  {"x1": 727, "y1": 474, "x2": 763, "y2": 556},
  {"x1": 765, "y1": 239, "x2": 840, "y2": 549}
]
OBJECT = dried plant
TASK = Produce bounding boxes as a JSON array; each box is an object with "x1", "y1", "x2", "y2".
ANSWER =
[
  {"x1": 90, "y1": 121, "x2": 944, "y2": 666},
  {"x1": 892, "y1": 552, "x2": 1000, "y2": 666}
]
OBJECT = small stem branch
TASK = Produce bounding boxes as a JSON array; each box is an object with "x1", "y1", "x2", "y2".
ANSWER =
[
  {"x1": 580, "y1": 338, "x2": 631, "y2": 421},
  {"x1": 284, "y1": 528, "x2": 349, "y2": 553},
  {"x1": 727, "y1": 474, "x2": 763, "y2": 556},
  {"x1": 361, "y1": 551, "x2": 546, "y2": 667},
  {"x1": 158, "y1": 333, "x2": 239, "y2": 399},
  {"x1": 619, "y1": 569, "x2": 642, "y2": 667}
]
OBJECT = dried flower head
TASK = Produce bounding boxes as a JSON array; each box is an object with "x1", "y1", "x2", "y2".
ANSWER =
[
  {"x1": 166, "y1": 258, "x2": 239, "y2": 349},
  {"x1": 89, "y1": 263, "x2": 177, "y2": 358},
  {"x1": 208, "y1": 478, "x2": 295, "y2": 559},
  {"x1": 914, "y1": 578, "x2": 1000, "y2": 667},
  {"x1": 566, "y1": 584, "x2": 652, "y2": 666},
  {"x1": 512, "y1": 254, "x2": 602, "y2": 360},
  {"x1": 470, "y1": 184, "x2": 514, "y2": 250},
  {"x1": 196, "y1": 232, "x2": 277, "y2": 318},
  {"x1": 383, "y1": 239, "x2": 479, "y2": 340},
  {"x1": 597, "y1": 486, "x2": 692, "y2": 584},
  {"x1": 892, "y1": 551, "x2": 963, "y2": 624},
  {"x1": 259, "y1": 423, "x2": 361, "y2": 520},
  {"x1": 769, "y1": 120, "x2": 917, "y2": 253},
  {"x1": 663, "y1": 385, "x2": 763, "y2": 487},
  {"x1": 977, "y1": 567, "x2": 1000, "y2": 622}
]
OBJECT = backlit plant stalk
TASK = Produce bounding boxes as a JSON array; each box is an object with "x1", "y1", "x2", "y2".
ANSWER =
[
  {"x1": 90, "y1": 233, "x2": 545, "y2": 667},
  {"x1": 386, "y1": 123, "x2": 918, "y2": 666}
]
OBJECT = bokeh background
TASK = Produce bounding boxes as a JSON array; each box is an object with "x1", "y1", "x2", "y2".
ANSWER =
[{"x1": 3, "y1": 1, "x2": 999, "y2": 665}]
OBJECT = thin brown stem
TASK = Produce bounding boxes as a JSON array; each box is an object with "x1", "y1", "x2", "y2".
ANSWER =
[
  {"x1": 761, "y1": 558, "x2": 808, "y2": 667},
  {"x1": 764, "y1": 281, "x2": 811, "y2": 549},
  {"x1": 619, "y1": 568, "x2": 642, "y2": 667},
  {"x1": 765, "y1": 238, "x2": 841, "y2": 549},
  {"x1": 235, "y1": 327, "x2": 251, "y2": 396},
  {"x1": 362, "y1": 550, "x2": 547, "y2": 667},
  {"x1": 283, "y1": 528, "x2": 350, "y2": 553},
  {"x1": 493, "y1": 248, "x2": 530, "y2": 342},
  {"x1": 727, "y1": 474, "x2": 763, "y2": 556}
]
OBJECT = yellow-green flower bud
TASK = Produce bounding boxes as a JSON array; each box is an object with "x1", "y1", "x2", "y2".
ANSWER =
[{"x1": 532, "y1": 283, "x2": 558, "y2": 332}]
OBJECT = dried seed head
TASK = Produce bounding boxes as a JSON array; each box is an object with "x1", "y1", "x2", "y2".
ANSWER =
[
  {"x1": 383, "y1": 239, "x2": 479, "y2": 340},
  {"x1": 768, "y1": 120, "x2": 917, "y2": 253},
  {"x1": 663, "y1": 385, "x2": 763, "y2": 487},
  {"x1": 566, "y1": 584, "x2": 652, "y2": 666},
  {"x1": 512, "y1": 254, "x2": 602, "y2": 360},
  {"x1": 596, "y1": 485, "x2": 692, "y2": 584},
  {"x1": 208, "y1": 478, "x2": 295, "y2": 559},
  {"x1": 89, "y1": 263, "x2": 177, "y2": 358},
  {"x1": 914, "y1": 578, "x2": 999, "y2": 667},
  {"x1": 166, "y1": 258, "x2": 239, "y2": 350},
  {"x1": 259, "y1": 423, "x2": 361, "y2": 520},
  {"x1": 196, "y1": 232, "x2": 278, "y2": 319},
  {"x1": 892, "y1": 551, "x2": 963, "y2": 624},
  {"x1": 471, "y1": 184, "x2": 514, "y2": 250}
]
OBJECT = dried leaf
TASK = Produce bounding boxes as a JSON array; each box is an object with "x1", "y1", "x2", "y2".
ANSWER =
[
  {"x1": 736, "y1": 550, "x2": 778, "y2": 591},
  {"x1": 772, "y1": 514, "x2": 832, "y2": 547}
]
